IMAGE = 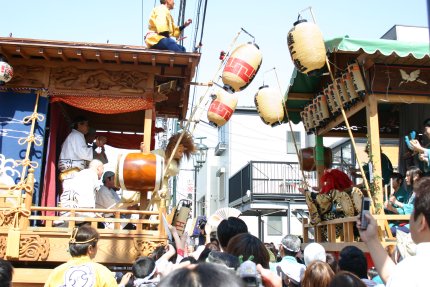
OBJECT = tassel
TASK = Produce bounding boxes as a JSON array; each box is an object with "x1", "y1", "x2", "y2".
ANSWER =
[{"x1": 6, "y1": 227, "x2": 21, "y2": 259}]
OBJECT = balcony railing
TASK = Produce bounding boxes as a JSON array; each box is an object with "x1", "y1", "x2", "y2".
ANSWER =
[{"x1": 228, "y1": 161, "x2": 355, "y2": 207}]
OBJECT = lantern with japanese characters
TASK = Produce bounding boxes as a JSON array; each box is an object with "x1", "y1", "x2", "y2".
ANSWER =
[
  {"x1": 287, "y1": 19, "x2": 326, "y2": 75},
  {"x1": 0, "y1": 60, "x2": 13, "y2": 83},
  {"x1": 254, "y1": 85, "x2": 286, "y2": 127},
  {"x1": 207, "y1": 87, "x2": 238, "y2": 127},
  {"x1": 222, "y1": 43, "x2": 263, "y2": 93}
]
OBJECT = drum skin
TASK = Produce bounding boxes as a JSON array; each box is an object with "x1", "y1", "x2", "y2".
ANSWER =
[
  {"x1": 287, "y1": 20, "x2": 326, "y2": 75},
  {"x1": 299, "y1": 147, "x2": 332, "y2": 172},
  {"x1": 116, "y1": 152, "x2": 164, "y2": 192},
  {"x1": 207, "y1": 88, "x2": 238, "y2": 127},
  {"x1": 254, "y1": 85, "x2": 285, "y2": 126},
  {"x1": 222, "y1": 43, "x2": 262, "y2": 92}
]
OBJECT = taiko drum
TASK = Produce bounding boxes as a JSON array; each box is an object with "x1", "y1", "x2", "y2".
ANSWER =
[{"x1": 115, "y1": 152, "x2": 164, "y2": 192}]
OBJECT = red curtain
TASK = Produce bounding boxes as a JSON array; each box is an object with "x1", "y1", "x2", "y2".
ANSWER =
[{"x1": 50, "y1": 95, "x2": 153, "y2": 114}]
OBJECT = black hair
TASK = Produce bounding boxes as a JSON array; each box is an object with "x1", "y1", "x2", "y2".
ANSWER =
[
  {"x1": 226, "y1": 233, "x2": 270, "y2": 269},
  {"x1": 69, "y1": 226, "x2": 99, "y2": 257},
  {"x1": 149, "y1": 245, "x2": 166, "y2": 261},
  {"x1": 72, "y1": 115, "x2": 88, "y2": 129},
  {"x1": 158, "y1": 263, "x2": 245, "y2": 287},
  {"x1": 180, "y1": 256, "x2": 198, "y2": 264},
  {"x1": 0, "y1": 259, "x2": 13, "y2": 287},
  {"x1": 132, "y1": 256, "x2": 155, "y2": 279},
  {"x1": 217, "y1": 217, "x2": 248, "y2": 249},
  {"x1": 326, "y1": 252, "x2": 339, "y2": 274},
  {"x1": 338, "y1": 246, "x2": 367, "y2": 279},
  {"x1": 329, "y1": 271, "x2": 366, "y2": 287},
  {"x1": 406, "y1": 166, "x2": 422, "y2": 188},
  {"x1": 390, "y1": 172, "x2": 404, "y2": 185},
  {"x1": 423, "y1": 118, "x2": 430, "y2": 127},
  {"x1": 413, "y1": 177, "x2": 430, "y2": 229}
]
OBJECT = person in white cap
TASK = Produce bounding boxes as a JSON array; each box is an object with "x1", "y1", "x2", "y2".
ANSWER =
[
  {"x1": 270, "y1": 234, "x2": 306, "y2": 286},
  {"x1": 304, "y1": 242, "x2": 326, "y2": 266}
]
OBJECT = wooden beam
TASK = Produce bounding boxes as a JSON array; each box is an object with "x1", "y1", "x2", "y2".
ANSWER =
[
  {"x1": 143, "y1": 109, "x2": 153, "y2": 153},
  {"x1": 375, "y1": 93, "x2": 430, "y2": 104},
  {"x1": 151, "y1": 55, "x2": 156, "y2": 66},
  {"x1": 16, "y1": 46, "x2": 30, "y2": 60},
  {"x1": 57, "y1": 48, "x2": 68, "y2": 61},
  {"x1": 169, "y1": 56, "x2": 174, "y2": 68},
  {"x1": 286, "y1": 92, "x2": 314, "y2": 101},
  {"x1": 38, "y1": 48, "x2": 50, "y2": 60},
  {"x1": 366, "y1": 94, "x2": 383, "y2": 214},
  {"x1": 96, "y1": 51, "x2": 103, "y2": 63},
  {"x1": 133, "y1": 53, "x2": 138, "y2": 65},
  {"x1": 114, "y1": 52, "x2": 121, "y2": 64},
  {"x1": 76, "y1": 49, "x2": 86, "y2": 63},
  {"x1": 0, "y1": 47, "x2": 11, "y2": 60},
  {"x1": 317, "y1": 97, "x2": 368, "y2": 136}
]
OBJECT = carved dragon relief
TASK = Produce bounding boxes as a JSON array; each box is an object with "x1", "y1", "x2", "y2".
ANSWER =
[
  {"x1": 133, "y1": 238, "x2": 163, "y2": 256},
  {"x1": 5, "y1": 65, "x2": 46, "y2": 88},
  {"x1": 0, "y1": 235, "x2": 50, "y2": 261},
  {"x1": 50, "y1": 67, "x2": 151, "y2": 94}
]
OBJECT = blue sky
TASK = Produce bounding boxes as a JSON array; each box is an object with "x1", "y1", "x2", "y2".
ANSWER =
[{"x1": 1, "y1": 0, "x2": 428, "y2": 108}]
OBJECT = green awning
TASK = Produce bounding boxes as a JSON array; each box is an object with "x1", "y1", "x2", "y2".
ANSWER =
[{"x1": 285, "y1": 36, "x2": 430, "y2": 124}]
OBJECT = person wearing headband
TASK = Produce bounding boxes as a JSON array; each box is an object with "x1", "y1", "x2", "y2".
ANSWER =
[{"x1": 44, "y1": 225, "x2": 121, "y2": 286}]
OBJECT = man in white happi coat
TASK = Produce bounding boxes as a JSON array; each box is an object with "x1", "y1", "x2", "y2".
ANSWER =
[{"x1": 58, "y1": 116, "x2": 106, "y2": 192}]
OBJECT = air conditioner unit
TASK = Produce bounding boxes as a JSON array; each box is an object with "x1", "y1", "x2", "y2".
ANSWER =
[{"x1": 215, "y1": 142, "x2": 227, "y2": 156}]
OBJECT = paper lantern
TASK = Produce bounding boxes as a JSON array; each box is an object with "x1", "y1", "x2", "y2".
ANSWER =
[
  {"x1": 335, "y1": 77, "x2": 350, "y2": 107},
  {"x1": 347, "y1": 63, "x2": 366, "y2": 97},
  {"x1": 287, "y1": 19, "x2": 326, "y2": 75},
  {"x1": 323, "y1": 86, "x2": 336, "y2": 114},
  {"x1": 254, "y1": 85, "x2": 286, "y2": 127},
  {"x1": 300, "y1": 110, "x2": 311, "y2": 133},
  {"x1": 0, "y1": 60, "x2": 13, "y2": 83},
  {"x1": 299, "y1": 146, "x2": 333, "y2": 172},
  {"x1": 342, "y1": 72, "x2": 360, "y2": 103},
  {"x1": 316, "y1": 94, "x2": 330, "y2": 123},
  {"x1": 327, "y1": 84, "x2": 340, "y2": 114},
  {"x1": 304, "y1": 105, "x2": 315, "y2": 130},
  {"x1": 222, "y1": 43, "x2": 262, "y2": 93},
  {"x1": 207, "y1": 87, "x2": 238, "y2": 127}
]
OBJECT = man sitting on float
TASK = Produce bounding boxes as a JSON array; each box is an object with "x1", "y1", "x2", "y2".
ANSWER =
[{"x1": 299, "y1": 169, "x2": 363, "y2": 226}]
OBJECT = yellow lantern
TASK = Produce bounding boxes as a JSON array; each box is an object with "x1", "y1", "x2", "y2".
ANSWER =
[
  {"x1": 254, "y1": 85, "x2": 286, "y2": 127},
  {"x1": 287, "y1": 19, "x2": 326, "y2": 75},
  {"x1": 222, "y1": 43, "x2": 263, "y2": 93},
  {"x1": 347, "y1": 63, "x2": 366, "y2": 97}
]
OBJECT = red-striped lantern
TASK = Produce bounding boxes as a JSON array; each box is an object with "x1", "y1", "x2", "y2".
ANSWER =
[
  {"x1": 207, "y1": 87, "x2": 238, "y2": 127},
  {"x1": 222, "y1": 43, "x2": 263, "y2": 93}
]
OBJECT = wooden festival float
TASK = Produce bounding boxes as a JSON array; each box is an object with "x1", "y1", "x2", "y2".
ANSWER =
[
  {"x1": 284, "y1": 19, "x2": 430, "y2": 253},
  {"x1": 0, "y1": 37, "x2": 200, "y2": 286}
]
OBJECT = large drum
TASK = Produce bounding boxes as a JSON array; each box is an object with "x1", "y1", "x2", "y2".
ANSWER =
[
  {"x1": 115, "y1": 152, "x2": 164, "y2": 192},
  {"x1": 299, "y1": 147, "x2": 332, "y2": 172},
  {"x1": 222, "y1": 43, "x2": 262, "y2": 93}
]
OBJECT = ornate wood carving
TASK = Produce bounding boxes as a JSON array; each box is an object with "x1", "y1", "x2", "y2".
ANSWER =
[
  {"x1": 133, "y1": 239, "x2": 163, "y2": 256},
  {"x1": 50, "y1": 67, "x2": 150, "y2": 94},
  {"x1": 6, "y1": 65, "x2": 46, "y2": 88},
  {"x1": 0, "y1": 234, "x2": 49, "y2": 261},
  {"x1": 369, "y1": 64, "x2": 430, "y2": 95}
]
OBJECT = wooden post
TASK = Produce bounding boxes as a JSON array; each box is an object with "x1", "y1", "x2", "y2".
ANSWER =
[
  {"x1": 139, "y1": 109, "x2": 153, "y2": 213},
  {"x1": 20, "y1": 168, "x2": 35, "y2": 229},
  {"x1": 366, "y1": 94, "x2": 384, "y2": 214},
  {"x1": 315, "y1": 136, "x2": 325, "y2": 188}
]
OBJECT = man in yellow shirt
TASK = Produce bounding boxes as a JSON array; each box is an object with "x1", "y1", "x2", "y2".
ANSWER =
[
  {"x1": 145, "y1": 0, "x2": 192, "y2": 52},
  {"x1": 44, "y1": 226, "x2": 123, "y2": 287}
]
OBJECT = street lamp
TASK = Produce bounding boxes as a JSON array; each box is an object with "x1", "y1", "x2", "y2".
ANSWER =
[{"x1": 192, "y1": 137, "x2": 208, "y2": 217}]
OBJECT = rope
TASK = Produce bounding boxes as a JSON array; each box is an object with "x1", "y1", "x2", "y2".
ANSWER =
[
  {"x1": 14, "y1": 159, "x2": 39, "y2": 169},
  {"x1": 274, "y1": 68, "x2": 310, "y2": 190},
  {"x1": 197, "y1": 0, "x2": 208, "y2": 49},
  {"x1": 4, "y1": 207, "x2": 31, "y2": 228}
]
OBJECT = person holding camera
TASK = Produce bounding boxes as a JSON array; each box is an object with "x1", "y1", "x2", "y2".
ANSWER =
[{"x1": 357, "y1": 177, "x2": 430, "y2": 287}]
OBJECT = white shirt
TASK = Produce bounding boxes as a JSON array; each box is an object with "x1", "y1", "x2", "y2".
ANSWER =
[
  {"x1": 58, "y1": 129, "x2": 93, "y2": 172},
  {"x1": 387, "y1": 242, "x2": 430, "y2": 287},
  {"x1": 96, "y1": 185, "x2": 121, "y2": 209}
]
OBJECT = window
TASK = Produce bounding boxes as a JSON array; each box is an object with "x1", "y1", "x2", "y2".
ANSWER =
[
  {"x1": 267, "y1": 216, "x2": 283, "y2": 236},
  {"x1": 287, "y1": 131, "x2": 301, "y2": 154}
]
